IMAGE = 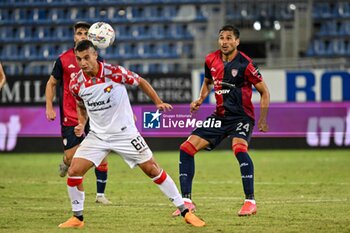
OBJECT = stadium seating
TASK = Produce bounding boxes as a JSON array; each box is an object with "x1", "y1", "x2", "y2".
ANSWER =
[
  {"x1": 0, "y1": 0, "x2": 220, "y2": 74},
  {"x1": 0, "y1": 0, "x2": 348, "y2": 75},
  {"x1": 307, "y1": 1, "x2": 350, "y2": 58}
]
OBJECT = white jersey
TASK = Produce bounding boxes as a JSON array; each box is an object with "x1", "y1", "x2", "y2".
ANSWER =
[{"x1": 70, "y1": 61, "x2": 140, "y2": 138}]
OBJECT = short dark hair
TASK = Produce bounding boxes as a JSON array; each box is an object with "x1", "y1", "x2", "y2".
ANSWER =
[
  {"x1": 73, "y1": 21, "x2": 91, "y2": 32},
  {"x1": 75, "y1": 40, "x2": 96, "y2": 52},
  {"x1": 218, "y1": 25, "x2": 240, "y2": 39}
]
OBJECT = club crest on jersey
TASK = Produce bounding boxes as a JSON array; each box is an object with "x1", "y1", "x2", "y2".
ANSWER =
[
  {"x1": 231, "y1": 69, "x2": 238, "y2": 77},
  {"x1": 104, "y1": 85, "x2": 113, "y2": 93}
]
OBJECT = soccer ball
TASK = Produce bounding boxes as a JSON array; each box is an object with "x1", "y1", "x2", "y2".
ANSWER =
[{"x1": 88, "y1": 22, "x2": 115, "y2": 49}]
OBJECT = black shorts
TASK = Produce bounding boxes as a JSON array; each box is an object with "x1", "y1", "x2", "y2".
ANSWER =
[
  {"x1": 191, "y1": 114, "x2": 254, "y2": 151},
  {"x1": 61, "y1": 123, "x2": 90, "y2": 150}
]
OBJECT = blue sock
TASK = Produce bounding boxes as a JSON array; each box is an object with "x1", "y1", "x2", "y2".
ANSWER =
[
  {"x1": 179, "y1": 149, "x2": 195, "y2": 199},
  {"x1": 95, "y1": 168, "x2": 107, "y2": 194},
  {"x1": 235, "y1": 152, "x2": 254, "y2": 199}
]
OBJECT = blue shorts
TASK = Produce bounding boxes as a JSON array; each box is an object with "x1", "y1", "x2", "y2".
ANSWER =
[
  {"x1": 61, "y1": 123, "x2": 90, "y2": 150},
  {"x1": 191, "y1": 114, "x2": 254, "y2": 151}
]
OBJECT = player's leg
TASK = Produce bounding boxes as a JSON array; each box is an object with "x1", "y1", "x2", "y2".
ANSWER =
[
  {"x1": 59, "y1": 145, "x2": 79, "y2": 177},
  {"x1": 59, "y1": 132, "x2": 110, "y2": 228},
  {"x1": 95, "y1": 157, "x2": 112, "y2": 204},
  {"x1": 59, "y1": 126, "x2": 84, "y2": 177},
  {"x1": 232, "y1": 137, "x2": 257, "y2": 216},
  {"x1": 114, "y1": 130, "x2": 205, "y2": 227},
  {"x1": 58, "y1": 157, "x2": 93, "y2": 228},
  {"x1": 172, "y1": 135, "x2": 209, "y2": 217},
  {"x1": 138, "y1": 157, "x2": 205, "y2": 227}
]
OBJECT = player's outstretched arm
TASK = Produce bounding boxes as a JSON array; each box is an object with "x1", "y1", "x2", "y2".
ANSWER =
[
  {"x1": 190, "y1": 77, "x2": 213, "y2": 113},
  {"x1": 254, "y1": 80, "x2": 270, "y2": 132},
  {"x1": 45, "y1": 75, "x2": 58, "y2": 121},
  {"x1": 138, "y1": 77, "x2": 173, "y2": 112},
  {"x1": 0, "y1": 63, "x2": 6, "y2": 90}
]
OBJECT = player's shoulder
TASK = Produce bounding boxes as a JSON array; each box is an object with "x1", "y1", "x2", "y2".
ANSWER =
[
  {"x1": 59, "y1": 48, "x2": 74, "y2": 59},
  {"x1": 104, "y1": 62, "x2": 129, "y2": 75},
  {"x1": 206, "y1": 50, "x2": 221, "y2": 60},
  {"x1": 237, "y1": 51, "x2": 253, "y2": 64},
  {"x1": 69, "y1": 70, "x2": 84, "y2": 92},
  {"x1": 70, "y1": 70, "x2": 83, "y2": 84}
]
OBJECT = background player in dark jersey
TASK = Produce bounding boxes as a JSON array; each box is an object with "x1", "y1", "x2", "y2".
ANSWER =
[
  {"x1": 172, "y1": 25, "x2": 270, "y2": 217},
  {"x1": 45, "y1": 22, "x2": 111, "y2": 204}
]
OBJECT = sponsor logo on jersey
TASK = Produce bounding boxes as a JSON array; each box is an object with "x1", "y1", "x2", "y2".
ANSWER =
[
  {"x1": 87, "y1": 97, "x2": 111, "y2": 107},
  {"x1": 104, "y1": 85, "x2": 113, "y2": 93},
  {"x1": 68, "y1": 64, "x2": 76, "y2": 68},
  {"x1": 215, "y1": 89, "x2": 230, "y2": 95}
]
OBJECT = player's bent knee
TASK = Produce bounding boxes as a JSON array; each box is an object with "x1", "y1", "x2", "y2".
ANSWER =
[
  {"x1": 67, "y1": 166, "x2": 84, "y2": 177},
  {"x1": 67, "y1": 176, "x2": 83, "y2": 187},
  {"x1": 232, "y1": 143, "x2": 248, "y2": 155},
  {"x1": 180, "y1": 141, "x2": 198, "y2": 156}
]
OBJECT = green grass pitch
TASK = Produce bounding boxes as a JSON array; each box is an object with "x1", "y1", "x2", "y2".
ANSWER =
[{"x1": 0, "y1": 150, "x2": 349, "y2": 233}]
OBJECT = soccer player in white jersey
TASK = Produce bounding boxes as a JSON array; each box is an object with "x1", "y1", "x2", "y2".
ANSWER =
[{"x1": 58, "y1": 40, "x2": 205, "y2": 228}]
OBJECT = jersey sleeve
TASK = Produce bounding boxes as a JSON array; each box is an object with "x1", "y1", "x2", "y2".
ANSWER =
[
  {"x1": 69, "y1": 75, "x2": 83, "y2": 105},
  {"x1": 51, "y1": 58, "x2": 63, "y2": 80},
  {"x1": 245, "y1": 62, "x2": 263, "y2": 85},
  {"x1": 109, "y1": 65, "x2": 141, "y2": 86},
  {"x1": 204, "y1": 62, "x2": 213, "y2": 80}
]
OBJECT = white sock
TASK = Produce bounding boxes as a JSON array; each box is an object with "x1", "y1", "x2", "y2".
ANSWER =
[
  {"x1": 153, "y1": 171, "x2": 184, "y2": 207},
  {"x1": 245, "y1": 199, "x2": 256, "y2": 205},
  {"x1": 67, "y1": 186, "x2": 85, "y2": 212}
]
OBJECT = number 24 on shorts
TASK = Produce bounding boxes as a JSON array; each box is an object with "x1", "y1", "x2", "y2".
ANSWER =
[{"x1": 236, "y1": 122, "x2": 250, "y2": 132}]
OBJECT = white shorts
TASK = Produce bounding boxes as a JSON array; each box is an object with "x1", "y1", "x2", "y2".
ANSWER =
[{"x1": 74, "y1": 128, "x2": 153, "y2": 168}]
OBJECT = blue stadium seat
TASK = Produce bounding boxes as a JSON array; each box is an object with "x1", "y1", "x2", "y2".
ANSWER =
[
  {"x1": 56, "y1": 26, "x2": 71, "y2": 40},
  {"x1": 150, "y1": 25, "x2": 165, "y2": 39},
  {"x1": 317, "y1": 21, "x2": 338, "y2": 36},
  {"x1": 328, "y1": 39, "x2": 346, "y2": 56},
  {"x1": 4, "y1": 64, "x2": 19, "y2": 75},
  {"x1": 140, "y1": 43, "x2": 156, "y2": 58},
  {"x1": 333, "y1": 2, "x2": 350, "y2": 18},
  {"x1": 172, "y1": 24, "x2": 191, "y2": 39},
  {"x1": 36, "y1": 8, "x2": 49, "y2": 22},
  {"x1": 112, "y1": 7, "x2": 128, "y2": 22},
  {"x1": 129, "y1": 64, "x2": 142, "y2": 73},
  {"x1": 163, "y1": 6, "x2": 178, "y2": 20},
  {"x1": 339, "y1": 21, "x2": 350, "y2": 36},
  {"x1": 182, "y1": 43, "x2": 194, "y2": 58},
  {"x1": 3, "y1": 45, "x2": 18, "y2": 60},
  {"x1": 148, "y1": 63, "x2": 161, "y2": 73},
  {"x1": 116, "y1": 25, "x2": 132, "y2": 40},
  {"x1": 121, "y1": 43, "x2": 137, "y2": 59},
  {"x1": 316, "y1": 2, "x2": 333, "y2": 19},
  {"x1": 313, "y1": 39, "x2": 328, "y2": 56},
  {"x1": 137, "y1": 25, "x2": 151, "y2": 39},
  {"x1": 347, "y1": 41, "x2": 350, "y2": 55},
  {"x1": 18, "y1": 8, "x2": 35, "y2": 22},
  {"x1": 131, "y1": 6, "x2": 146, "y2": 20}
]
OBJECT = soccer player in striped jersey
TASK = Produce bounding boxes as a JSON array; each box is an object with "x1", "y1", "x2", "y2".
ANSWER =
[
  {"x1": 45, "y1": 22, "x2": 111, "y2": 204},
  {"x1": 172, "y1": 25, "x2": 270, "y2": 217},
  {"x1": 58, "y1": 40, "x2": 205, "y2": 228}
]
